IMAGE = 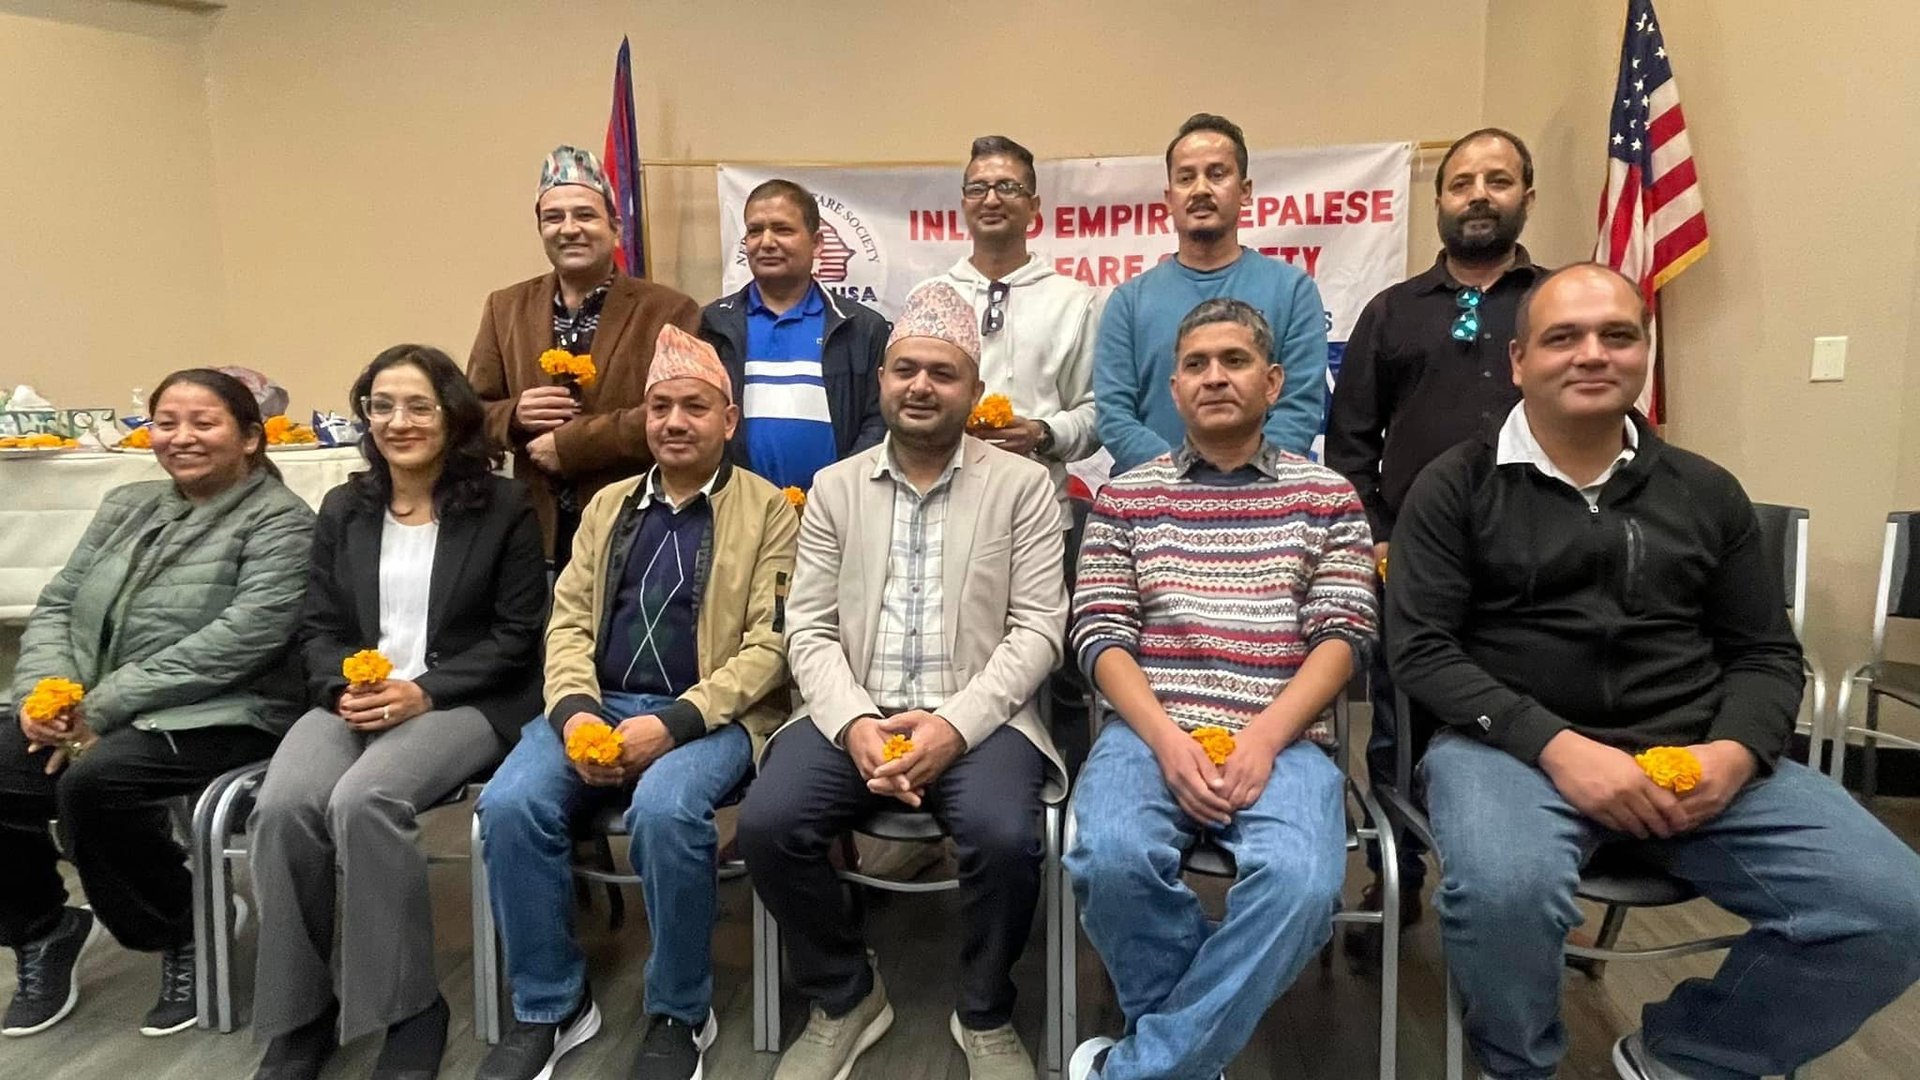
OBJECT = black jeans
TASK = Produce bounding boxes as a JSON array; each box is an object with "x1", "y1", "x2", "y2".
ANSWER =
[
  {"x1": 0, "y1": 720, "x2": 278, "y2": 951},
  {"x1": 738, "y1": 721, "x2": 1046, "y2": 1029},
  {"x1": 1363, "y1": 636, "x2": 1428, "y2": 886}
]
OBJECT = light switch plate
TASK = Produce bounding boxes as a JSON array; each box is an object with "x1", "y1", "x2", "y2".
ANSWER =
[{"x1": 1811, "y1": 336, "x2": 1847, "y2": 382}]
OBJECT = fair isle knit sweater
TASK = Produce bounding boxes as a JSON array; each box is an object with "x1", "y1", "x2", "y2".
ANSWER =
[{"x1": 1072, "y1": 440, "x2": 1378, "y2": 744}]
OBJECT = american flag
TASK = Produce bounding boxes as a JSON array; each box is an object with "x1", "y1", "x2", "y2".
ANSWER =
[{"x1": 1594, "y1": 0, "x2": 1708, "y2": 422}]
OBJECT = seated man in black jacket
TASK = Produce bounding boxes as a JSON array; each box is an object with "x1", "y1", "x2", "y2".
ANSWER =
[{"x1": 1389, "y1": 263, "x2": 1920, "y2": 1080}]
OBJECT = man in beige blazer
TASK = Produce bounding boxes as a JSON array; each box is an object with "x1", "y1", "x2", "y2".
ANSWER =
[{"x1": 739, "y1": 282, "x2": 1066, "y2": 1080}]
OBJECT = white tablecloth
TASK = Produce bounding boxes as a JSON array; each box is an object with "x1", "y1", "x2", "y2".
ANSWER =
[{"x1": 0, "y1": 447, "x2": 365, "y2": 623}]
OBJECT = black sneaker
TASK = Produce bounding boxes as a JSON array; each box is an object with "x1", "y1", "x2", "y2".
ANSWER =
[
  {"x1": 476, "y1": 990, "x2": 601, "y2": 1080},
  {"x1": 629, "y1": 1010, "x2": 716, "y2": 1080},
  {"x1": 139, "y1": 939, "x2": 198, "y2": 1036},
  {"x1": 2, "y1": 907, "x2": 95, "y2": 1037},
  {"x1": 254, "y1": 1002, "x2": 339, "y2": 1080}
]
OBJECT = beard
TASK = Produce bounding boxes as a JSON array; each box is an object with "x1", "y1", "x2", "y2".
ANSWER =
[{"x1": 1441, "y1": 202, "x2": 1527, "y2": 261}]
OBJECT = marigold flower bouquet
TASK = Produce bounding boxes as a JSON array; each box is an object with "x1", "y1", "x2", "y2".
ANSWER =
[
  {"x1": 342, "y1": 649, "x2": 393, "y2": 690},
  {"x1": 23, "y1": 678, "x2": 85, "y2": 723},
  {"x1": 264, "y1": 415, "x2": 319, "y2": 445},
  {"x1": 783, "y1": 486, "x2": 807, "y2": 509},
  {"x1": 539, "y1": 348, "x2": 598, "y2": 399},
  {"x1": 1635, "y1": 746, "x2": 1703, "y2": 794},
  {"x1": 968, "y1": 393, "x2": 1015, "y2": 430},
  {"x1": 882, "y1": 733, "x2": 915, "y2": 762},
  {"x1": 1190, "y1": 725, "x2": 1236, "y2": 765},
  {"x1": 0, "y1": 433, "x2": 79, "y2": 450},
  {"x1": 566, "y1": 723, "x2": 623, "y2": 767}
]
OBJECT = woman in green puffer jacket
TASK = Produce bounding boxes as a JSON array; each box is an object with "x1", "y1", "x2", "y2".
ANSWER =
[{"x1": 2, "y1": 369, "x2": 314, "y2": 1041}]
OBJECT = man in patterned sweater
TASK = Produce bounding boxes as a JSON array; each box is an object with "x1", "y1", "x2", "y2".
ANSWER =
[{"x1": 1064, "y1": 298, "x2": 1378, "y2": 1080}]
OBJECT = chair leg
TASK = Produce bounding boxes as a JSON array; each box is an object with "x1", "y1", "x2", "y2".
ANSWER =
[
  {"x1": 190, "y1": 789, "x2": 217, "y2": 1030},
  {"x1": 1043, "y1": 804, "x2": 1064, "y2": 1080},
  {"x1": 1376, "y1": 793, "x2": 1401, "y2": 1080},
  {"x1": 1058, "y1": 810, "x2": 1080, "y2": 1068},
  {"x1": 587, "y1": 835, "x2": 626, "y2": 930},
  {"x1": 1863, "y1": 692, "x2": 1882, "y2": 802},
  {"x1": 752, "y1": 889, "x2": 782, "y2": 1052},
  {"x1": 207, "y1": 779, "x2": 248, "y2": 1033},
  {"x1": 1444, "y1": 969, "x2": 1465, "y2": 1080},
  {"x1": 471, "y1": 811, "x2": 502, "y2": 1044},
  {"x1": 1568, "y1": 902, "x2": 1630, "y2": 981}
]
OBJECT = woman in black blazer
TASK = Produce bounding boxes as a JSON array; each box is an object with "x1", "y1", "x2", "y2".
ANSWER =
[{"x1": 247, "y1": 345, "x2": 546, "y2": 1080}]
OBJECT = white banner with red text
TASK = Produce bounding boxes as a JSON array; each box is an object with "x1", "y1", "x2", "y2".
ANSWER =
[{"x1": 716, "y1": 141, "x2": 1410, "y2": 478}]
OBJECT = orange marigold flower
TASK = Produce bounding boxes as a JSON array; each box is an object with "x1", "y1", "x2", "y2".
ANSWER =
[
  {"x1": 264, "y1": 415, "x2": 317, "y2": 445},
  {"x1": 0, "y1": 433, "x2": 78, "y2": 449},
  {"x1": 539, "y1": 348, "x2": 597, "y2": 389},
  {"x1": 968, "y1": 394, "x2": 1015, "y2": 430},
  {"x1": 1190, "y1": 725, "x2": 1237, "y2": 766},
  {"x1": 783, "y1": 486, "x2": 807, "y2": 509},
  {"x1": 1635, "y1": 746, "x2": 1704, "y2": 794},
  {"x1": 1376, "y1": 552, "x2": 1388, "y2": 582},
  {"x1": 121, "y1": 426, "x2": 152, "y2": 449},
  {"x1": 565, "y1": 723, "x2": 624, "y2": 767},
  {"x1": 882, "y1": 734, "x2": 915, "y2": 762},
  {"x1": 22, "y1": 678, "x2": 86, "y2": 723},
  {"x1": 341, "y1": 649, "x2": 393, "y2": 689}
]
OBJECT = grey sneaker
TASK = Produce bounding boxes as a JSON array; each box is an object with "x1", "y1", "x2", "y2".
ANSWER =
[
  {"x1": 772, "y1": 969, "x2": 893, "y2": 1080},
  {"x1": 949, "y1": 1013, "x2": 1035, "y2": 1080},
  {"x1": 1613, "y1": 1031, "x2": 1700, "y2": 1080}
]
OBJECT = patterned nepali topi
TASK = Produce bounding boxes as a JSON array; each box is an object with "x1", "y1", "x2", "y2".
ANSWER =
[
  {"x1": 536, "y1": 145, "x2": 616, "y2": 212},
  {"x1": 888, "y1": 281, "x2": 981, "y2": 364},
  {"x1": 646, "y1": 324, "x2": 734, "y2": 403}
]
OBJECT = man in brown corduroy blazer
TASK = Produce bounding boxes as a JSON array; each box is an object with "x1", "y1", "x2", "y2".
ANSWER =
[{"x1": 467, "y1": 144, "x2": 701, "y2": 560}]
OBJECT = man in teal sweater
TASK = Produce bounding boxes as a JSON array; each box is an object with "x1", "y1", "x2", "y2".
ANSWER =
[{"x1": 1095, "y1": 113, "x2": 1330, "y2": 475}]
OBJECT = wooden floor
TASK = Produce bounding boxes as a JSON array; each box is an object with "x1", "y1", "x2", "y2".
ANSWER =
[{"x1": 3, "y1": 725, "x2": 1917, "y2": 1080}]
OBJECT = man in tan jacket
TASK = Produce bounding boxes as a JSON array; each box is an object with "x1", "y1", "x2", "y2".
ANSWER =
[
  {"x1": 467, "y1": 144, "x2": 702, "y2": 561},
  {"x1": 474, "y1": 325, "x2": 798, "y2": 1080},
  {"x1": 739, "y1": 282, "x2": 1067, "y2": 1080}
]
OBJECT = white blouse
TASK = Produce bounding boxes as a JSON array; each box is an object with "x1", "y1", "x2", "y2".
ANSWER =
[{"x1": 376, "y1": 512, "x2": 439, "y2": 681}]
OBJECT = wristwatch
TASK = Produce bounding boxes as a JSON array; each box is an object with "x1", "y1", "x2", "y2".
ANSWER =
[{"x1": 1035, "y1": 420, "x2": 1056, "y2": 457}]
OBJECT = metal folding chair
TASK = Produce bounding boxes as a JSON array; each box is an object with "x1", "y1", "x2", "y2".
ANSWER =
[
  {"x1": 1832, "y1": 510, "x2": 1920, "y2": 798},
  {"x1": 190, "y1": 762, "x2": 485, "y2": 1032},
  {"x1": 1374, "y1": 688, "x2": 1798, "y2": 1080}
]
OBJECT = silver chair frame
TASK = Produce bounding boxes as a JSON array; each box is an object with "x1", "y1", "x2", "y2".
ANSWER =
[
  {"x1": 1832, "y1": 513, "x2": 1920, "y2": 796},
  {"x1": 191, "y1": 762, "x2": 481, "y2": 1032}
]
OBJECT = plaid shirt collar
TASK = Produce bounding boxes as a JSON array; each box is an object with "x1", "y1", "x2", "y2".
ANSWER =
[
  {"x1": 1171, "y1": 437, "x2": 1288, "y2": 481},
  {"x1": 871, "y1": 436, "x2": 966, "y2": 486},
  {"x1": 553, "y1": 275, "x2": 614, "y2": 319}
]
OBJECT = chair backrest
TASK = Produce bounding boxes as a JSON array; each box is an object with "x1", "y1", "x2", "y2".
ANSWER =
[
  {"x1": 1751, "y1": 503, "x2": 1809, "y2": 640},
  {"x1": 1871, "y1": 511, "x2": 1920, "y2": 658}
]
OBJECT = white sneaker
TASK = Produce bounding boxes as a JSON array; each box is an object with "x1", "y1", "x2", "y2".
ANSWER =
[
  {"x1": 1613, "y1": 1031, "x2": 1699, "y2": 1080},
  {"x1": 1068, "y1": 1037, "x2": 1114, "y2": 1080}
]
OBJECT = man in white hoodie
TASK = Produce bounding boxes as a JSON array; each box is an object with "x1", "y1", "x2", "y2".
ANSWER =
[{"x1": 919, "y1": 136, "x2": 1102, "y2": 530}]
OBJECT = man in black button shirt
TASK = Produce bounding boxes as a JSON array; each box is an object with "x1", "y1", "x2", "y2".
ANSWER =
[{"x1": 1326, "y1": 127, "x2": 1548, "y2": 938}]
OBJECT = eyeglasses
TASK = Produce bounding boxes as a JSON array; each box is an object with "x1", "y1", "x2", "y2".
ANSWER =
[
  {"x1": 961, "y1": 179, "x2": 1032, "y2": 201},
  {"x1": 1451, "y1": 287, "x2": 1484, "y2": 341},
  {"x1": 982, "y1": 281, "x2": 1010, "y2": 336},
  {"x1": 361, "y1": 397, "x2": 442, "y2": 424}
]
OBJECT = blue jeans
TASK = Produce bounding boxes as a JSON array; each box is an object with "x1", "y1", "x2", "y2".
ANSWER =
[
  {"x1": 476, "y1": 693, "x2": 752, "y2": 1025},
  {"x1": 1424, "y1": 730, "x2": 1920, "y2": 1080},
  {"x1": 1064, "y1": 722, "x2": 1346, "y2": 1080}
]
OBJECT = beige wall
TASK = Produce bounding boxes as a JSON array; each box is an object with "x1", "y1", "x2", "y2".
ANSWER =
[
  {"x1": 8, "y1": 0, "x2": 1920, "y2": 690},
  {"x1": 0, "y1": 0, "x2": 226, "y2": 409},
  {"x1": 196, "y1": 0, "x2": 1486, "y2": 414}
]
